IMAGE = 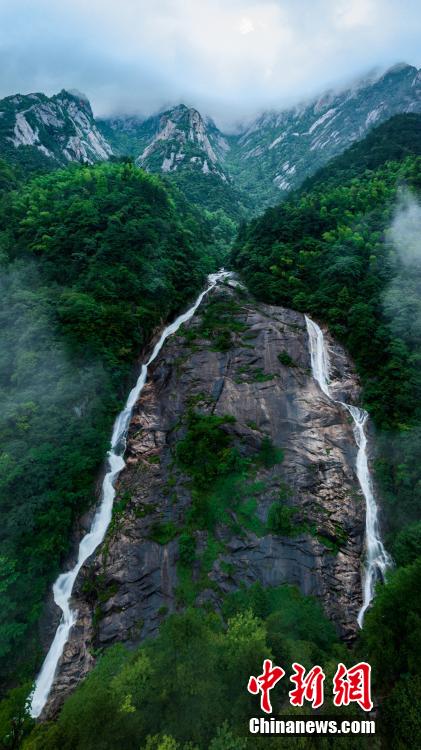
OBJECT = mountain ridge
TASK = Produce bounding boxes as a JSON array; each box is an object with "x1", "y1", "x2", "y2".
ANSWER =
[
  {"x1": 0, "y1": 62, "x2": 420, "y2": 203},
  {"x1": 0, "y1": 89, "x2": 112, "y2": 171},
  {"x1": 99, "y1": 62, "x2": 421, "y2": 204}
]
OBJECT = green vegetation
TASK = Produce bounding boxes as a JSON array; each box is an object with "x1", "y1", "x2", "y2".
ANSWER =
[
  {"x1": 236, "y1": 365, "x2": 276, "y2": 383},
  {"x1": 18, "y1": 585, "x2": 349, "y2": 750},
  {"x1": 277, "y1": 350, "x2": 297, "y2": 367},
  {"x1": 256, "y1": 436, "x2": 283, "y2": 468},
  {"x1": 266, "y1": 501, "x2": 297, "y2": 536},
  {"x1": 0, "y1": 157, "x2": 21, "y2": 196},
  {"x1": 148, "y1": 521, "x2": 178, "y2": 545},
  {"x1": 178, "y1": 533, "x2": 196, "y2": 566},
  {"x1": 0, "y1": 162, "x2": 220, "y2": 687},
  {"x1": 173, "y1": 411, "x2": 283, "y2": 603},
  {"x1": 169, "y1": 171, "x2": 250, "y2": 257},
  {"x1": 391, "y1": 521, "x2": 421, "y2": 567},
  {"x1": 361, "y1": 560, "x2": 421, "y2": 747},
  {"x1": 186, "y1": 294, "x2": 247, "y2": 352},
  {"x1": 175, "y1": 411, "x2": 239, "y2": 496},
  {"x1": 231, "y1": 115, "x2": 421, "y2": 748},
  {"x1": 175, "y1": 411, "x2": 282, "y2": 534}
]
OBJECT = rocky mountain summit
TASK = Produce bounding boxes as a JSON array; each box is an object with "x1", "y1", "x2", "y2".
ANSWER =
[
  {"x1": 229, "y1": 62, "x2": 421, "y2": 200},
  {"x1": 100, "y1": 62, "x2": 421, "y2": 203},
  {"x1": 1, "y1": 64, "x2": 419, "y2": 203},
  {"x1": 101, "y1": 104, "x2": 230, "y2": 180},
  {"x1": 41, "y1": 282, "x2": 366, "y2": 718},
  {"x1": 135, "y1": 105, "x2": 229, "y2": 179},
  {"x1": 137, "y1": 106, "x2": 223, "y2": 175},
  {"x1": 0, "y1": 89, "x2": 113, "y2": 170}
]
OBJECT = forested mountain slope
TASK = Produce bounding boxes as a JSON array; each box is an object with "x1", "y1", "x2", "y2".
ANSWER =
[
  {"x1": 231, "y1": 119, "x2": 421, "y2": 439},
  {"x1": 98, "y1": 62, "x2": 421, "y2": 208},
  {"x1": 0, "y1": 89, "x2": 420, "y2": 750},
  {"x1": 227, "y1": 63, "x2": 421, "y2": 205},
  {"x1": 0, "y1": 162, "x2": 219, "y2": 690},
  {"x1": 302, "y1": 112, "x2": 421, "y2": 189},
  {"x1": 231, "y1": 119, "x2": 421, "y2": 746}
]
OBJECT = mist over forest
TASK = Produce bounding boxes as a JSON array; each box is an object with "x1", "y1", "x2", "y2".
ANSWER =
[{"x1": 0, "y1": 4, "x2": 420, "y2": 747}]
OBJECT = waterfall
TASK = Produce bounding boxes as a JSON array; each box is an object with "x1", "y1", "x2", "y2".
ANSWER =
[
  {"x1": 29, "y1": 269, "x2": 231, "y2": 718},
  {"x1": 305, "y1": 315, "x2": 392, "y2": 628}
]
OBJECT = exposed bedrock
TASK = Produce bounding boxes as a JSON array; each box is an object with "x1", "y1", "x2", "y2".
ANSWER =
[{"x1": 43, "y1": 282, "x2": 365, "y2": 717}]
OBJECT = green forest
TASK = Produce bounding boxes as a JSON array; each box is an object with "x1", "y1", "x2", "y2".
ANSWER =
[
  {"x1": 0, "y1": 162, "x2": 220, "y2": 690},
  {"x1": 0, "y1": 114, "x2": 420, "y2": 749},
  {"x1": 231, "y1": 115, "x2": 421, "y2": 746}
]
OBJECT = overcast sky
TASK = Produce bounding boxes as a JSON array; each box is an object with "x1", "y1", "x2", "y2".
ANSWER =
[{"x1": 0, "y1": 0, "x2": 420, "y2": 130}]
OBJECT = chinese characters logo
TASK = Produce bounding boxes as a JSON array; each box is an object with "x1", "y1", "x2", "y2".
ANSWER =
[{"x1": 248, "y1": 661, "x2": 373, "y2": 713}]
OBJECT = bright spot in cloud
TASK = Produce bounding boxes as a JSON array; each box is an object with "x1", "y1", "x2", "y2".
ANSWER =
[
  {"x1": 239, "y1": 17, "x2": 255, "y2": 34},
  {"x1": 0, "y1": 0, "x2": 419, "y2": 129}
]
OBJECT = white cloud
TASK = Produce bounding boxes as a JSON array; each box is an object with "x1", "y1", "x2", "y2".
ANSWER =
[
  {"x1": 0, "y1": 0, "x2": 419, "y2": 128},
  {"x1": 383, "y1": 190, "x2": 421, "y2": 347},
  {"x1": 335, "y1": 0, "x2": 377, "y2": 29},
  {"x1": 239, "y1": 17, "x2": 255, "y2": 35}
]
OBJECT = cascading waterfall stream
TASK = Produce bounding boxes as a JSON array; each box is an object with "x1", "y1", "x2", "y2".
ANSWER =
[
  {"x1": 305, "y1": 315, "x2": 392, "y2": 628},
  {"x1": 29, "y1": 269, "x2": 231, "y2": 718}
]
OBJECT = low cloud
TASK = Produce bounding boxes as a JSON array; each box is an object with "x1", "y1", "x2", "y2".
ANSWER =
[
  {"x1": 383, "y1": 189, "x2": 421, "y2": 348},
  {"x1": 0, "y1": 1, "x2": 420, "y2": 128}
]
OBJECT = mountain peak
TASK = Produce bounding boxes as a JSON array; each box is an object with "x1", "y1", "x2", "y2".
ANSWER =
[
  {"x1": 64, "y1": 88, "x2": 90, "y2": 101},
  {"x1": 0, "y1": 89, "x2": 113, "y2": 168},
  {"x1": 54, "y1": 89, "x2": 93, "y2": 117},
  {"x1": 384, "y1": 62, "x2": 417, "y2": 75},
  {"x1": 134, "y1": 103, "x2": 230, "y2": 180}
]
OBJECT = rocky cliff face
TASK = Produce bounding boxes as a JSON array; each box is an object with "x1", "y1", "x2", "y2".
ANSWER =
[
  {"x1": 99, "y1": 63, "x2": 421, "y2": 204},
  {"x1": 42, "y1": 282, "x2": 366, "y2": 718},
  {"x1": 0, "y1": 89, "x2": 113, "y2": 169},
  {"x1": 226, "y1": 63, "x2": 421, "y2": 203},
  {"x1": 134, "y1": 104, "x2": 230, "y2": 180}
]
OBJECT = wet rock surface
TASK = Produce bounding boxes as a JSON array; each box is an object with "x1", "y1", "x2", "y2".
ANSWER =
[{"x1": 43, "y1": 282, "x2": 365, "y2": 718}]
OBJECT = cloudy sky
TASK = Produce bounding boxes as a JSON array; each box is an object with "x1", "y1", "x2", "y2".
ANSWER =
[{"x1": 0, "y1": 0, "x2": 420, "y2": 129}]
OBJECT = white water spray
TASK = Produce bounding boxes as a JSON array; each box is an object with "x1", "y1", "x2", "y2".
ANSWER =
[
  {"x1": 30, "y1": 270, "x2": 231, "y2": 718},
  {"x1": 305, "y1": 315, "x2": 392, "y2": 628}
]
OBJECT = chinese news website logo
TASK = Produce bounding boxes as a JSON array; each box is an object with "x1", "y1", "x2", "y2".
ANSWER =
[{"x1": 248, "y1": 660, "x2": 373, "y2": 713}]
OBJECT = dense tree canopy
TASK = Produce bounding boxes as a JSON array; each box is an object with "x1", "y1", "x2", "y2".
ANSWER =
[
  {"x1": 17, "y1": 586, "x2": 355, "y2": 750},
  {"x1": 0, "y1": 162, "x2": 220, "y2": 688},
  {"x1": 0, "y1": 115, "x2": 420, "y2": 750},
  {"x1": 231, "y1": 117, "x2": 421, "y2": 748}
]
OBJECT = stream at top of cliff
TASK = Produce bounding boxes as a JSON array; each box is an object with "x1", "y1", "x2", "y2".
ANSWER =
[
  {"x1": 29, "y1": 269, "x2": 232, "y2": 718},
  {"x1": 305, "y1": 315, "x2": 392, "y2": 628}
]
